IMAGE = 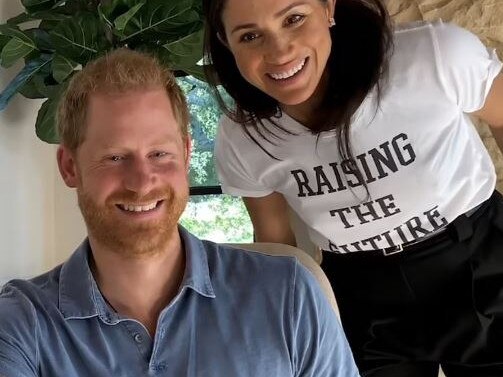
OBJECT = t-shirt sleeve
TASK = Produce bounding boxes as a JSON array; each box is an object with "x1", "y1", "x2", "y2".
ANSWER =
[
  {"x1": 434, "y1": 22, "x2": 502, "y2": 113},
  {"x1": 215, "y1": 117, "x2": 274, "y2": 197},
  {"x1": 290, "y1": 262, "x2": 360, "y2": 377},
  {"x1": 0, "y1": 285, "x2": 39, "y2": 377}
]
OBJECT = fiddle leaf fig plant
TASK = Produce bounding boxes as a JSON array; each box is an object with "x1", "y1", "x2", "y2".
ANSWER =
[{"x1": 0, "y1": 0, "x2": 205, "y2": 143}]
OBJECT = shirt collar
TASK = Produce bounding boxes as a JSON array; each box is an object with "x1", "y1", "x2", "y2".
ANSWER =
[
  {"x1": 178, "y1": 226, "x2": 215, "y2": 299},
  {"x1": 58, "y1": 239, "x2": 119, "y2": 322},
  {"x1": 58, "y1": 226, "x2": 215, "y2": 321}
]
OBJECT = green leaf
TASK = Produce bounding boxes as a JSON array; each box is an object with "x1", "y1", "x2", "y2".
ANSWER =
[
  {"x1": 162, "y1": 27, "x2": 203, "y2": 68},
  {"x1": 0, "y1": 54, "x2": 51, "y2": 110},
  {"x1": 39, "y1": 19, "x2": 59, "y2": 32},
  {"x1": 18, "y1": 74, "x2": 47, "y2": 99},
  {"x1": 28, "y1": 28, "x2": 54, "y2": 51},
  {"x1": 6, "y1": 13, "x2": 33, "y2": 25},
  {"x1": 59, "y1": 0, "x2": 96, "y2": 15},
  {"x1": 114, "y1": 2, "x2": 144, "y2": 32},
  {"x1": 0, "y1": 26, "x2": 37, "y2": 68},
  {"x1": 97, "y1": 0, "x2": 121, "y2": 18},
  {"x1": 52, "y1": 54, "x2": 76, "y2": 82},
  {"x1": 180, "y1": 64, "x2": 206, "y2": 82},
  {"x1": 0, "y1": 37, "x2": 35, "y2": 68},
  {"x1": 22, "y1": 0, "x2": 55, "y2": 13},
  {"x1": 122, "y1": 0, "x2": 145, "y2": 7},
  {"x1": 0, "y1": 26, "x2": 38, "y2": 68},
  {"x1": 121, "y1": 0, "x2": 197, "y2": 42},
  {"x1": 35, "y1": 96, "x2": 60, "y2": 143},
  {"x1": 18, "y1": 71, "x2": 60, "y2": 99},
  {"x1": 30, "y1": 11, "x2": 70, "y2": 21},
  {"x1": 37, "y1": 78, "x2": 61, "y2": 98},
  {"x1": 0, "y1": 35, "x2": 9, "y2": 51},
  {"x1": 35, "y1": 80, "x2": 68, "y2": 143},
  {"x1": 99, "y1": 0, "x2": 144, "y2": 18},
  {"x1": 97, "y1": 3, "x2": 114, "y2": 28},
  {"x1": 0, "y1": 24, "x2": 36, "y2": 47},
  {"x1": 22, "y1": 0, "x2": 53, "y2": 7},
  {"x1": 24, "y1": 48, "x2": 45, "y2": 64},
  {"x1": 53, "y1": 0, "x2": 67, "y2": 7},
  {"x1": 50, "y1": 12, "x2": 104, "y2": 64}
]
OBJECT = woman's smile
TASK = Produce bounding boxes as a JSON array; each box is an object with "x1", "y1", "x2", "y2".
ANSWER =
[
  {"x1": 267, "y1": 57, "x2": 308, "y2": 80},
  {"x1": 222, "y1": 0, "x2": 333, "y2": 110}
]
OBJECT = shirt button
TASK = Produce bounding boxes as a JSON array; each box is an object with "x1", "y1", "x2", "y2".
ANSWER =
[
  {"x1": 133, "y1": 333, "x2": 143, "y2": 343},
  {"x1": 151, "y1": 363, "x2": 167, "y2": 372}
]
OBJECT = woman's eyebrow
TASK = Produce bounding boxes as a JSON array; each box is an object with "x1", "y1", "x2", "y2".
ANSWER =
[{"x1": 230, "y1": 1, "x2": 307, "y2": 34}]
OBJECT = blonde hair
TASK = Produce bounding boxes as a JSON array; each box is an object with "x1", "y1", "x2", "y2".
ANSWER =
[{"x1": 57, "y1": 48, "x2": 190, "y2": 150}]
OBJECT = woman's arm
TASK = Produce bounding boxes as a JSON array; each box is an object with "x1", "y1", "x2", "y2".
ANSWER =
[
  {"x1": 243, "y1": 192, "x2": 297, "y2": 247},
  {"x1": 473, "y1": 72, "x2": 503, "y2": 152}
]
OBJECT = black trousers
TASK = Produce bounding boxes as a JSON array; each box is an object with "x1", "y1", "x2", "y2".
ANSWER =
[{"x1": 321, "y1": 192, "x2": 503, "y2": 377}]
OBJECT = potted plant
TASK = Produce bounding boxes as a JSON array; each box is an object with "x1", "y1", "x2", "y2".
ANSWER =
[{"x1": 0, "y1": 0, "x2": 205, "y2": 143}]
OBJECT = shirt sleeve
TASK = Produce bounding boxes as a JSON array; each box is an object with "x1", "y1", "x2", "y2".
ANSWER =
[
  {"x1": 290, "y1": 262, "x2": 360, "y2": 377},
  {"x1": 0, "y1": 285, "x2": 39, "y2": 377},
  {"x1": 434, "y1": 22, "x2": 502, "y2": 113},
  {"x1": 214, "y1": 116, "x2": 274, "y2": 198}
]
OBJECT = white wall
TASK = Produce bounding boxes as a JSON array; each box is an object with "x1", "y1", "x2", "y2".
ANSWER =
[{"x1": 0, "y1": 2, "x2": 85, "y2": 285}]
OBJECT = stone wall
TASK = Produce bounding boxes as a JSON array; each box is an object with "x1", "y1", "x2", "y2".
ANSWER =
[{"x1": 387, "y1": 0, "x2": 503, "y2": 190}]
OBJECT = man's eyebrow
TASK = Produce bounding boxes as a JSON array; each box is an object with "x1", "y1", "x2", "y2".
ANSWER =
[
  {"x1": 98, "y1": 138, "x2": 178, "y2": 151},
  {"x1": 230, "y1": 1, "x2": 307, "y2": 34}
]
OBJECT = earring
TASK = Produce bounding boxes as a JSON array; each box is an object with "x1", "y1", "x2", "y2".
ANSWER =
[{"x1": 329, "y1": 17, "x2": 336, "y2": 27}]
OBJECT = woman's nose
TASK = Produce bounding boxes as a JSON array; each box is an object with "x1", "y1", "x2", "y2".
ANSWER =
[{"x1": 264, "y1": 34, "x2": 293, "y2": 64}]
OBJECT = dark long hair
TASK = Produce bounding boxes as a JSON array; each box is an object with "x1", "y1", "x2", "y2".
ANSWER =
[{"x1": 203, "y1": 0, "x2": 393, "y2": 166}]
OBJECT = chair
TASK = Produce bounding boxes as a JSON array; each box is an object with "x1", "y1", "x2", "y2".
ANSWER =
[{"x1": 226, "y1": 242, "x2": 338, "y2": 315}]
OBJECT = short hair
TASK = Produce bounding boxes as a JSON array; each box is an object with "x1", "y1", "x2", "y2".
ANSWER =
[{"x1": 57, "y1": 49, "x2": 190, "y2": 150}]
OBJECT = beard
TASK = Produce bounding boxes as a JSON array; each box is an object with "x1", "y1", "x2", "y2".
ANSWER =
[{"x1": 77, "y1": 185, "x2": 188, "y2": 258}]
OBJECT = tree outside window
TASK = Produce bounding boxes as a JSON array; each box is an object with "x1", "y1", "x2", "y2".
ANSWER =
[{"x1": 177, "y1": 76, "x2": 253, "y2": 243}]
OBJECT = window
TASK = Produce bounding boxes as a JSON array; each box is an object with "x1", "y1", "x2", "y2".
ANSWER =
[{"x1": 177, "y1": 76, "x2": 253, "y2": 243}]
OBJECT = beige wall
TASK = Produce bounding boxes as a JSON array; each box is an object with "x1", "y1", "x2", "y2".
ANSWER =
[{"x1": 0, "y1": 2, "x2": 84, "y2": 284}]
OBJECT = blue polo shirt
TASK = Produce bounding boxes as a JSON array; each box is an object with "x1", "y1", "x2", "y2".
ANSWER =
[{"x1": 0, "y1": 227, "x2": 359, "y2": 377}]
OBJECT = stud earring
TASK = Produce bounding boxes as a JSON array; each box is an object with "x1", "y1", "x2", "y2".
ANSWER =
[{"x1": 329, "y1": 17, "x2": 336, "y2": 27}]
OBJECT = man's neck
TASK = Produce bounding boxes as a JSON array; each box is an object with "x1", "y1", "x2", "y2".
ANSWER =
[{"x1": 89, "y1": 232, "x2": 185, "y2": 337}]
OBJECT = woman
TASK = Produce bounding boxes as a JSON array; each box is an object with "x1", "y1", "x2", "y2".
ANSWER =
[{"x1": 202, "y1": 0, "x2": 503, "y2": 375}]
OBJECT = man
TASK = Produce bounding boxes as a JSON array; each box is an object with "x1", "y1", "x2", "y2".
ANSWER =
[{"x1": 0, "y1": 49, "x2": 359, "y2": 377}]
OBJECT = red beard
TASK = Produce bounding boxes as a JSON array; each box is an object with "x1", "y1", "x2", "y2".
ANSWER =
[{"x1": 77, "y1": 185, "x2": 188, "y2": 257}]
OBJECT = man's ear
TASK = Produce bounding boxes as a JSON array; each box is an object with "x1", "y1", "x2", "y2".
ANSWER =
[{"x1": 57, "y1": 145, "x2": 79, "y2": 188}]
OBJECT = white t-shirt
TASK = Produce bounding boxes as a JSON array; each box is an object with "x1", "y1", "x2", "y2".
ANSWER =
[{"x1": 215, "y1": 21, "x2": 502, "y2": 253}]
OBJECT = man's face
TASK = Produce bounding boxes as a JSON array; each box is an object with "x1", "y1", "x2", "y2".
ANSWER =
[{"x1": 58, "y1": 89, "x2": 190, "y2": 257}]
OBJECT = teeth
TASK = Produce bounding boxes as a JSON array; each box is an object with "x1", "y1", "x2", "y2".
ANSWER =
[
  {"x1": 120, "y1": 201, "x2": 158, "y2": 212},
  {"x1": 269, "y1": 58, "x2": 306, "y2": 80}
]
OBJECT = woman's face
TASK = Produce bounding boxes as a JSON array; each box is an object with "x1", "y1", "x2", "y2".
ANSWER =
[{"x1": 221, "y1": 0, "x2": 334, "y2": 108}]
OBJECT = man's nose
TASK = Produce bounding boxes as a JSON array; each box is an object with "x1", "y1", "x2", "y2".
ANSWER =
[{"x1": 123, "y1": 158, "x2": 155, "y2": 197}]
